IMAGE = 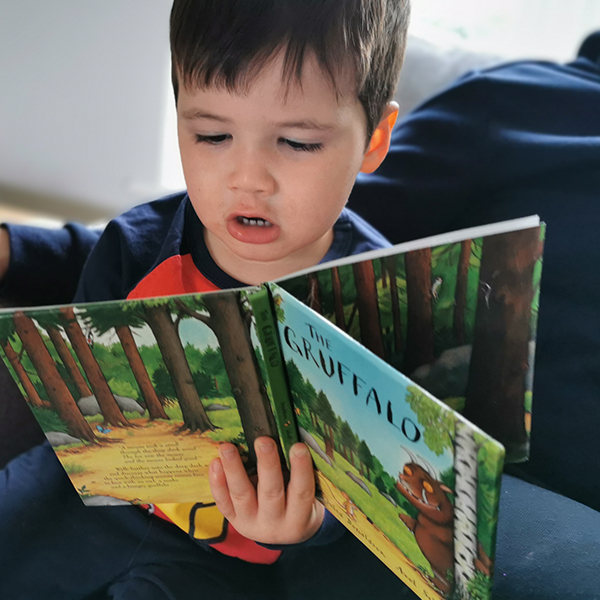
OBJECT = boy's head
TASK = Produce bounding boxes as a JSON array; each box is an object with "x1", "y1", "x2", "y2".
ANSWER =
[{"x1": 170, "y1": 0, "x2": 410, "y2": 284}]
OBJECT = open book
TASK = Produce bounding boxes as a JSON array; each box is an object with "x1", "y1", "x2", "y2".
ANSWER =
[{"x1": 0, "y1": 216, "x2": 544, "y2": 600}]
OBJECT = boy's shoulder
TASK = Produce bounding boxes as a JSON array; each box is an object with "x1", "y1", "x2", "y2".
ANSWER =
[
  {"x1": 74, "y1": 192, "x2": 189, "y2": 303},
  {"x1": 326, "y1": 208, "x2": 391, "y2": 262}
]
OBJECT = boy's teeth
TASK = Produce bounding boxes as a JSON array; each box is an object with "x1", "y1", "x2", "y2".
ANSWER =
[{"x1": 240, "y1": 217, "x2": 272, "y2": 227}]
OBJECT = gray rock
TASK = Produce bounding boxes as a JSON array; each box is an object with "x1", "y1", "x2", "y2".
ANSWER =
[
  {"x1": 205, "y1": 403, "x2": 231, "y2": 411},
  {"x1": 379, "y1": 490, "x2": 398, "y2": 506},
  {"x1": 345, "y1": 471, "x2": 372, "y2": 496},
  {"x1": 298, "y1": 427, "x2": 332, "y2": 466},
  {"x1": 82, "y1": 495, "x2": 132, "y2": 507},
  {"x1": 410, "y1": 345, "x2": 472, "y2": 399},
  {"x1": 46, "y1": 431, "x2": 81, "y2": 447},
  {"x1": 77, "y1": 395, "x2": 144, "y2": 416},
  {"x1": 114, "y1": 395, "x2": 145, "y2": 414}
]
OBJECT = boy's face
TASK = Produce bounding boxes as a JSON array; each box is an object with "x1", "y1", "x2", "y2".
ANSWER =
[{"x1": 177, "y1": 52, "x2": 372, "y2": 284}]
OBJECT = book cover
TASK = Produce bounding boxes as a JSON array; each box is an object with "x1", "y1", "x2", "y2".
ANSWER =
[
  {"x1": 271, "y1": 283, "x2": 504, "y2": 600},
  {"x1": 278, "y1": 219, "x2": 544, "y2": 462}
]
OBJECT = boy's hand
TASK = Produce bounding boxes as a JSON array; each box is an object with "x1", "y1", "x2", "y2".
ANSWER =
[
  {"x1": 209, "y1": 437, "x2": 325, "y2": 545},
  {"x1": 0, "y1": 227, "x2": 10, "y2": 283}
]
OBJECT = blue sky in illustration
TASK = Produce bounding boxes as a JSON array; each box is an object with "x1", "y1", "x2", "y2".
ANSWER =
[{"x1": 276, "y1": 289, "x2": 454, "y2": 480}]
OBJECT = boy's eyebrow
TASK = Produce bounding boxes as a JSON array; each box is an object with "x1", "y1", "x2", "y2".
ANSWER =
[{"x1": 182, "y1": 110, "x2": 335, "y2": 132}]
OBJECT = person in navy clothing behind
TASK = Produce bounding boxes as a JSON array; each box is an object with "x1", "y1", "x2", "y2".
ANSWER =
[{"x1": 1, "y1": 29, "x2": 600, "y2": 600}]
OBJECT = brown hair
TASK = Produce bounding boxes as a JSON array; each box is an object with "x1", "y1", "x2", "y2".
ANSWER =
[{"x1": 170, "y1": 0, "x2": 410, "y2": 139}]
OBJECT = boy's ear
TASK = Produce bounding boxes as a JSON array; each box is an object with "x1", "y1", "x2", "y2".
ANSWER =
[{"x1": 360, "y1": 102, "x2": 399, "y2": 174}]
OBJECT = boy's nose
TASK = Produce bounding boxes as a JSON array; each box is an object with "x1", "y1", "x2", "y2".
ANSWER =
[{"x1": 227, "y1": 150, "x2": 276, "y2": 196}]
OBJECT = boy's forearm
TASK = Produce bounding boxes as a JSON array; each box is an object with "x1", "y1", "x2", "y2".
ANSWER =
[{"x1": 0, "y1": 223, "x2": 101, "y2": 307}]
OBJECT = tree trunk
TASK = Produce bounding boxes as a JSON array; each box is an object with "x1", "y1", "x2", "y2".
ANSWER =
[
  {"x1": 60, "y1": 307, "x2": 129, "y2": 427},
  {"x1": 203, "y1": 292, "x2": 279, "y2": 467},
  {"x1": 324, "y1": 425, "x2": 335, "y2": 460},
  {"x1": 404, "y1": 249, "x2": 435, "y2": 373},
  {"x1": 12, "y1": 312, "x2": 96, "y2": 442},
  {"x1": 453, "y1": 422, "x2": 478, "y2": 599},
  {"x1": 330, "y1": 267, "x2": 347, "y2": 332},
  {"x1": 114, "y1": 325, "x2": 168, "y2": 420},
  {"x1": 144, "y1": 304, "x2": 214, "y2": 433},
  {"x1": 1, "y1": 339, "x2": 44, "y2": 407},
  {"x1": 387, "y1": 255, "x2": 403, "y2": 354},
  {"x1": 46, "y1": 326, "x2": 92, "y2": 398},
  {"x1": 380, "y1": 258, "x2": 388, "y2": 288},
  {"x1": 453, "y1": 240, "x2": 471, "y2": 345},
  {"x1": 307, "y1": 273, "x2": 323, "y2": 315},
  {"x1": 352, "y1": 260, "x2": 386, "y2": 359},
  {"x1": 464, "y1": 227, "x2": 540, "y2": 459}
]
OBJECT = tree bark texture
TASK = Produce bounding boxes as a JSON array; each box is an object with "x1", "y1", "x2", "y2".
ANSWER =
[
  {"x1": 330, "y1": 267, "x2": 347, "y2": 332},
  {"x1": 306, "y1": 273, "x2": 323, "y2": 315},
  {"x1": 144, "y1": 304, "x2": 214, "y2": 433},
  {"x1": 386, "y1": 255, "x2": 403, "y2": 354},
  {"x1": 114, "y1": 325, "x2": 168, "y2": 420},
  {"x1": 352, "y1": 260, "x2": 386, "y2": 359},
  {"x1": 60, "y1": 307, "x2": 129, "y2": 427},
  {"x1": 1, "y1": 339, "x2": 44, "y2": 407},
  {"x1": 46, "y1": 326, "x2": 92, "y2": 398},
  {"x1": 13, "y1": 312, "x2": 96, "y2": 442},
  {"x1": 453, "y1": 240, "x2": 471, "y2": 346},
  {"x1": 404, "y1": 248, "x2": 435, "y2": 373},
  {"x1": 464, "y1": 227, "x2": 540, "y2": 459},
  {"x1": 203, "y1": 293, "x2": 279, "y2": 467}
]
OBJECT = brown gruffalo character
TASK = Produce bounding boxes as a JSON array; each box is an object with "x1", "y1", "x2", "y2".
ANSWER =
[{"x1": 395, "y1": 463, "x2": 454, "y2": 595}]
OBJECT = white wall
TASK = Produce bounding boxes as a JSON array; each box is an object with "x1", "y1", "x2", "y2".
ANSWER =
[
  {"x1": 0, "y1": 0, "x2": 179, "y2": 215},
  {"x1": 0, "y1": 1, "x2": 597, "y2": 219}
]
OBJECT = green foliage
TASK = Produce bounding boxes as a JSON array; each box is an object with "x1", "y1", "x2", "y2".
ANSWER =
[
  {"x1": 152, "y1": 365, "x2": 176, "y2": 399},
  {"x1": 467, "y1": 571, "x2": 493, "y2": 600},
  {"x1": 193, "y1": 371, "x2": 217, "y2": 398},
  {"x1": 443, "y1": 397, "x2": 466, "y2": 412},
  {"x1": 405, "y1": 386, "x2": 455, "y2": 455},
  {"x1": 308, "y1": 433, "x2": 432, "y2": 576},
  {"x1": 63, "y1": 463, "x2": 88, "y2": 475},
  {"x1": 315, "y1": 391, "x2": 336, "y2": 427},
  {"x1": 30, "y1": 405, "x2": 68, "y2": 434},
  {"x1": 107, "y1": 378, "x2": 140, "y2": 403}
]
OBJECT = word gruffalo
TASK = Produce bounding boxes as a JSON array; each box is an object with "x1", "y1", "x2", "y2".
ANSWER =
[{"x1": 395, "y1": 463, "x2": 454, "y2": 595}]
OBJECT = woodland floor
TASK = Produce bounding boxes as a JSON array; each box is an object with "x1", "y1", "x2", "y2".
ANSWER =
[{"x1": 58, "y1": 418, "x2": 221, "y2": 504}]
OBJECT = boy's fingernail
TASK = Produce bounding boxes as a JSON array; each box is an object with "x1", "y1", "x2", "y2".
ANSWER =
[
  {"x1": 257, "y1": 439, "x2": 275, "y2": 453},
  {"x1": 220, "y1": 445, "x2": 236, "y2": 458},
  {"x1": 292, "y1": 444, "x2": 309, "y2": 458},
  {"x1": 211, "y1": 460, "x2": 223, "y2": 474}
]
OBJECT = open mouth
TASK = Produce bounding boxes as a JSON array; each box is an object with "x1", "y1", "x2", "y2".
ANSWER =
[{"x1": 237, "y1": 216, "x2": 273, "y2": 227}]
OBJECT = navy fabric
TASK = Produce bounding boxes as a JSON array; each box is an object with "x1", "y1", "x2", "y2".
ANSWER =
[
  {"x1": 73, "y1": 194, "x2": 390, "y2": 302},
  {"x1": 348, "y1": 52, "x2": 600, "y2": 512}
]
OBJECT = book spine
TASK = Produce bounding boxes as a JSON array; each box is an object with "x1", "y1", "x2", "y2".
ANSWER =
[{"x1": 249, "y1": 286, "x2": 300, "y2": 462}]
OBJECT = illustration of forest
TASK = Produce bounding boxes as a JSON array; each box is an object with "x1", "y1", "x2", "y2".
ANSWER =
[
  {"x1": 0, "y1": 290, "x2": 281, "y2": 501},
  {"x1": 287, "y1": 356, "x2": 503, "y2": 600},
  {"x1": 280, "y1": 227, "x2": 544, "y2": 461}
]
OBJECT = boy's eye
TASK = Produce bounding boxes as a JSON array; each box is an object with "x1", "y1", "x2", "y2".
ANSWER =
[
  {"x1": 282, "y1": 139, "x2": 323, "y2": 152},
  {"x1": 195, "y1": 134, "x2": 230, "y2": 145}
]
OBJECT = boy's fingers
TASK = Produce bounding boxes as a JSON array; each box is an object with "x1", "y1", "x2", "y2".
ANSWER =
[
  {"x1": 255, "y1": 437, "x2": 286, "y2": 519},
  {"x1": 216, "y1": 443, "x2": 257, "y2": 519},
  {"x1": 209, "y1": 458, "x2": 236, "y2": 520},
  {"x1": 285, "y1": 443, "x2": 318, "y2": 526}
]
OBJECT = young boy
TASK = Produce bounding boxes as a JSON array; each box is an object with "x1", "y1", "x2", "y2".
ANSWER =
[{"x1": 0, "y1": 1, "x2": 412, "y2": 598}]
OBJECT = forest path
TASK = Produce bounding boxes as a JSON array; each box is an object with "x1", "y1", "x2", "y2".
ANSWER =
[
  {"x1": 58, "y1": 418, "x2": 220, "y2": 504},
  {"x1": 318, "y1": 472, "x2": 443, "y2": 600}
]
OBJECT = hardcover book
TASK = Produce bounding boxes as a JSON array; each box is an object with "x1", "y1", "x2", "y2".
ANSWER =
[{"x1": 0, "y1": 216, "x2": 544, "y2": 600}]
